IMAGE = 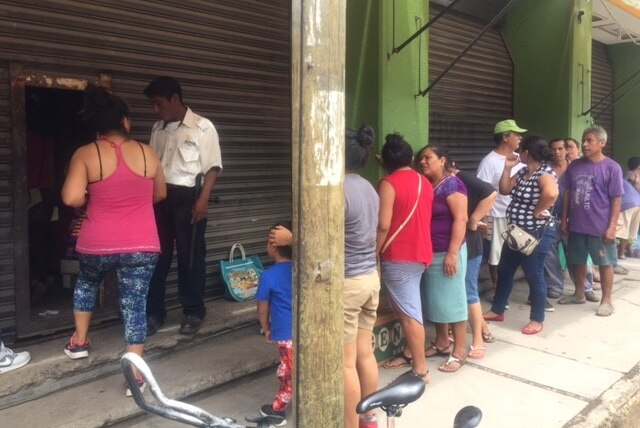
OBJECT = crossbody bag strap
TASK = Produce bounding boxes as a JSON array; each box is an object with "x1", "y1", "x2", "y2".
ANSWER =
[{"x1": 381, "y1": 174, "x2": 423, "y2": 255}]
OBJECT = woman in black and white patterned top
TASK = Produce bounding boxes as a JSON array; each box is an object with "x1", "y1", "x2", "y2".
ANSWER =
[
  {"x1": 483, "y1": 136, "x2": 559, "y2": 336},
  {"x1": 507, "y1": 159, "x2": 555, "y2": 231}
]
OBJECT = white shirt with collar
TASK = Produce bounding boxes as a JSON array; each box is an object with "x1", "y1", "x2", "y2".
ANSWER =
[{"x1": 150, "y1": 107, "x2": 223, "y2": 187}]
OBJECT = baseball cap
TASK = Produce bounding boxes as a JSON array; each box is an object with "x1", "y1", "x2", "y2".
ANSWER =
[{"x1": 494, "y1": 119, "x2": 527, "y2": 134}]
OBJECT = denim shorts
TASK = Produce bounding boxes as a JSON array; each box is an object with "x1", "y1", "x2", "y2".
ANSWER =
[{"x1": 566, "y1": 232, "x2": 617, "y2": 266}]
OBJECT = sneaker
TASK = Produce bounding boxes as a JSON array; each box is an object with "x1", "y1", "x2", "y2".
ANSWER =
[
  {"x1": 585, "y1": 291, "x2": 599, "y2": 302},
  {"x1": 613, "y1": 265, "x2": 629, "y2": 275},
  {"x1": 64, "y1": 332, "x2": 90, "y2": 359},
  {"x1": 125, "y1": 377, "x2": 146, "y2": 397},
  {"x1": 260, "y1": 404, "x2": 286, "y2": 426},
  {"x1": 527, "y1": 298, "x2": 555, "y2": 312},
  {"x1": 545, "y1": 300, "x2": 555, "y2": 312},
  {"x1": 179, "y1": 315, "x2": 203, "y2": 335},
  {"x1": 359, "y1": 414, "x2": 378, "y2": 428},
  {"x1": 0, "y1": 345, "x2": 31, "y2": 374}
]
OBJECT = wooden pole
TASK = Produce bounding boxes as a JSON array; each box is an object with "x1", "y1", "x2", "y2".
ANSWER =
[{"x1": 291, "y1": 0, "x2": 346, "y2": 426}]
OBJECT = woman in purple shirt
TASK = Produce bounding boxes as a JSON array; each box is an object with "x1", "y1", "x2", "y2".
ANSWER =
[{"x1": 417, "y1": 145, "x2": 469, "y2": 373}]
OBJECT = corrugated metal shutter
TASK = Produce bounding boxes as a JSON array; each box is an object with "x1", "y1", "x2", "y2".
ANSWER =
[
  {"x1": 591, "y1": 41, "x2": 614, "y2": 155},
  {"x1": 0, "y1": 63, "x2": 14, "y2": 339},
  {"x1": 0, "y1": 1, "x2": 291, "y2": 337},
  {"x1": 428, "y1": 6, "x2": 514, "y2": 172}
]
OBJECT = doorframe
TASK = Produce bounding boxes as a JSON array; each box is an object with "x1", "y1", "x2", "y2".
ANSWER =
[{"x1": 10, "y1": 64, "x2": 101, "y2": 338}]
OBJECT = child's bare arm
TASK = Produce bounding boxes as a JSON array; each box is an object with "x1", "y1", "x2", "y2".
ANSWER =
[{"x1": 257, "y1": 301, "x2": 272, "y2": 342}]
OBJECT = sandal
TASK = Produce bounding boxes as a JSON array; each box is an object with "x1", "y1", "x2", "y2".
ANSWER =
[
  {"x1": 468, "y1": 346, "x2": 486, "y2": 360},
  {"x1": 596, "y1": 303, "x2": 615, "y2": 317},
  {"x1": 411, "y1": 369, "x2": 431, "y2": 384},
  {"x1": 425, "y1": 341, "x2": 452, "y2": 358},
  {"x1": 482, "y1": 331, "x2": 496, "y2": 343},
  {"x1": 382, "y1": 352, "x2": 412, "y2": 369},
  {"x1": 438, "y1": 354, "x2": 465, "y2": 373}
]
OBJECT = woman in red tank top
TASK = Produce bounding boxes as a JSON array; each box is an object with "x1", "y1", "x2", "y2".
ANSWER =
[
  {"x1": 377, "y1": 134, "x2": 433, "y2": 382},
  {"x1": 61, "y1": 86, "x2": 166, "y2": 395}
]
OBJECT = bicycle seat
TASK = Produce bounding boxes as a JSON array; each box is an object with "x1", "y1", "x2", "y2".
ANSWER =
[{"x1": 356, "y1": 370, "x2": 425, "y2": 414}]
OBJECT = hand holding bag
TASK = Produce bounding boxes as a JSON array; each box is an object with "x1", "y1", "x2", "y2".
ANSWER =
[{"x1": 220, "y1": 244, "x2": 264, "y2": 301}]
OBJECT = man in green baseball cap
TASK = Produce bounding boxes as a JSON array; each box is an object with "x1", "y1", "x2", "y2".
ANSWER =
[
  {"x1": 477, "y1": 119, "x2": 527, "y2": 305},
  {"x1": 494, "y1": 119, "x2": 527, "y2": 135}
]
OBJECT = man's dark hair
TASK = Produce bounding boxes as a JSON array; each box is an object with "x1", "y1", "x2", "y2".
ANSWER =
[
  {"x1": 143, "y1": 76, "x2": 183, "y2": 102},
  {"x1": 271, "y1": 221, "x2": 292, "y2": 259},
  {"x1": 548, "y1": 138, "x2": 568, "y2": 149},
  {"x1": 628, "y1": 156, "x2": 640, "y2": 171}
]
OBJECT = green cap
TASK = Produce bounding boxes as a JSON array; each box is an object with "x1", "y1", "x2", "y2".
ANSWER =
[{"x1": 494, "y1": 119, "x2": 527, "y2": 134}]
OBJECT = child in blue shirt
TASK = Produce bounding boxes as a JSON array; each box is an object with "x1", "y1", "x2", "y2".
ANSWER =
[{"x1": 256, "y1": 222, "x2": 293, "y2": 425}]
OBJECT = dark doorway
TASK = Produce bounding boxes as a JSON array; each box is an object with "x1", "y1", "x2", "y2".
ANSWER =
[{"x1": 21, "y1": 85, "x2": 118, "y2": 337}]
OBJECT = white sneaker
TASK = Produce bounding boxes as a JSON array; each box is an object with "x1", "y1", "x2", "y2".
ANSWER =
[
  {"x1": 0, "y1": 345, "x2": 31, "y2": 374},
  {"x1": 125, "y1": 379, "x2": 145, "y2": 397}
]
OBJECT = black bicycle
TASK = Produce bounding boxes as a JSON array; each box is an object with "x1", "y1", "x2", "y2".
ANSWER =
[{"x1": 121, "y1": 353, "x2": 482, "y2": 428}]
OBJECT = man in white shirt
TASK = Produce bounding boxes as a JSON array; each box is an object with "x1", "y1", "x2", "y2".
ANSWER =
[
  {"x1": 477, "y1": 120, "x2": 525, "y2": 295},
  {"x1": 144, "y1": 77, "x2": 223, "y2": 335}
]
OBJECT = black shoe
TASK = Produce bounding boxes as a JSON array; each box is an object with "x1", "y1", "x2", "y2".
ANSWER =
[
  {"x1": 260, "y1": 404, "x2": 286, "y2": 426},
  {"x1": 146, "y1": 317, "x2": 163, "y2": 337},
  {"x1": 179, "y1": 315, "x2": 203, "y2": 335},
  {"x1": 545, "y1": 300, "x2": 555, "y2": 312}
]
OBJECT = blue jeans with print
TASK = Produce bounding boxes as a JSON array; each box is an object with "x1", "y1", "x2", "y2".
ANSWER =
[
  {"x1": 75, "y1": 252, "x2": 159, "y2": 345},
  {"x1": 491, "y1": 224, "x2": 556, "y2": 323}
]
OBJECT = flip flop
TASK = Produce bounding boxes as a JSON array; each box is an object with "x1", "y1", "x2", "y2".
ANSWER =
[
  {"x1": 438, "y1": 354, "x2": 465, "y2": 373},
  {"x1": 382, "y1": 352, "x2": 412, "y2": 369},
  {"x1": 468, "y1": 346, "x2": 486, "y2": 360},
  {"x1": 596, "y1": 303, "x2": 615, "y2": 317},
  {"x1": 482, "y1": 331, "x2": 496, "y2": 343},
  {"x1": 425, "y1": 341, "x2": 452, "y2": 358}
]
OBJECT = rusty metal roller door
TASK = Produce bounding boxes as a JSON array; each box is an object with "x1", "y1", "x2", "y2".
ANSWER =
[
  {"x1": 0, "y1": 0, "x2": 291, "y2": 307},
  {"x1": 591, "y1": 41, "x2": 614, "y2": 155},
  {"x1": 429, "y1": 6, "x2": 514, "y2": 172}
]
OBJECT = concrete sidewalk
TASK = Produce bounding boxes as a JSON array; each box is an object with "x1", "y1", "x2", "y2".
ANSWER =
[
  {"x1": 387, "y1": 256, "x2": 640, "y2": 428},
  {"x1": 2, "y1": 259, "x2": 639, "y2": 427},
  {"x1": 121, "y1": 258, "x2": 640, "y2": 428}
]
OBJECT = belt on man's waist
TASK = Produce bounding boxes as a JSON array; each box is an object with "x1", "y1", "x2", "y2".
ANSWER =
[
  {"x1": 166, "y1": 184, "x2": 196, "y2": 197},
  {"x1": 166, "y1": 183, "x2": 195, "y2": 189}
]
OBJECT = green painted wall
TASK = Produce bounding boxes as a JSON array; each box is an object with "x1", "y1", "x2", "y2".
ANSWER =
[
  {"x1": 346, "y1": 0, "x2": 429, "y2": 181},
  {"x1": 502, "y1": 0, "x2": 592, "y2": 140},
  {"x1": 608, "y1": 43, "x2": 640, "y2": 166}
]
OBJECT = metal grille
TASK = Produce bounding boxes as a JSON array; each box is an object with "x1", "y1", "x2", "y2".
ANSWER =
[
  {"x1": 591, "y1": 40, "x2": 614, "y2": 155},
  {"x1": 428, "y1": 5, "x2": 514, "y2": 172},
  {"x1": 0, "y1": 0, "x2": 291, "y2": 338}
]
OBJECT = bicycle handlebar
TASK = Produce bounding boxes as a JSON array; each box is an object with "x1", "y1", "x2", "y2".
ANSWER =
[{"x1": 121, "y1": 353, "x2": 243, "y2": 428}]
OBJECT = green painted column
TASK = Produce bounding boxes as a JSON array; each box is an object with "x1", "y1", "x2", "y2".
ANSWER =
[
  {"x1": 346, "y1": 0, "x2": 428, "y2": 182},
  {"x1": 608, "y1": 43, "x2": 640, "y2": 165},
  {"x1": 502, "y1": 0, "x2": 592, "y2": 140}
]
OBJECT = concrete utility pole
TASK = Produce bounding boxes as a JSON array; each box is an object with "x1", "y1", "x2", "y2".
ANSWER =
[{"x1": 291, "y1": 0, "x2": 346, "y2": 426}]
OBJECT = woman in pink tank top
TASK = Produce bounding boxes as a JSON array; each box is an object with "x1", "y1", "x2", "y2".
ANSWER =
[{"x1": 61, "y1": 86, "x2": 166, "y2": 395}]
